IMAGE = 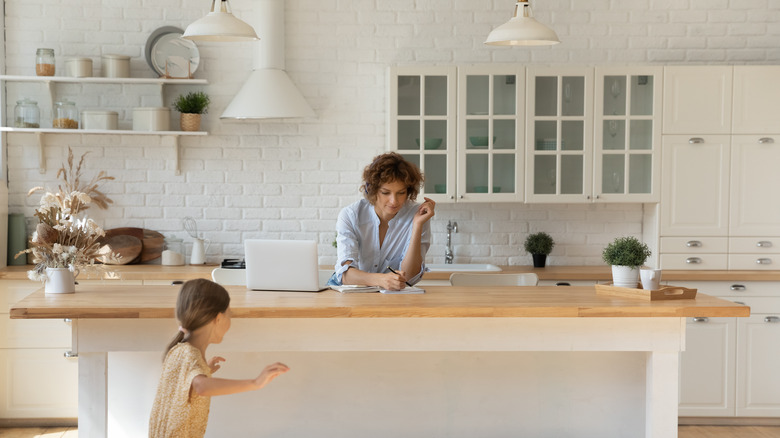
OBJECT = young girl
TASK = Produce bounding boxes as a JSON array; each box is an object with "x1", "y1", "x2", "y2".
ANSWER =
[{"x1": 149, "y1": 278, "x2": 289, "y2": 438}]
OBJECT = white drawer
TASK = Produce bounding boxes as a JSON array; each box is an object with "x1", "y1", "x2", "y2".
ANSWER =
[
  {"x1": 660, "y1": 237, "x2": 728, "y2": 253},
  {"x1": 729, "y1": 254, "x2": 780, "y2": 270},
  {"x1": 0, "y1": 318, "x2": 72, "y2": 349},
  {"x1": 730, "y1": 237, "x2": 780, "y2": 254},
  {"x1": 660, "y1": 254, "x2": 728, "y2": 270},
  {"x1": 730, "y1": 297, "x2": 780, "y2": 314},
  {"x1": 671, "y1": 281, "x2": 780, "y2": 297}
]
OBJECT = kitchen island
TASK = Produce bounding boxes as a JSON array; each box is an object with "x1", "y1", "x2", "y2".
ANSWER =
[{"x1": 11, "y1": 283, "x2": 748, "y2": 438}]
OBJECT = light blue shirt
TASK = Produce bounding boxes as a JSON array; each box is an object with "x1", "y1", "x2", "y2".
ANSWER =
[{"x1": 331, "y1": 198, "x2": 430, "y2": 286}]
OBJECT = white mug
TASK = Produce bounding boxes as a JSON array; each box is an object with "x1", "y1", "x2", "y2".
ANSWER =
[
  {"x1": 640, "y1": 268, "x2": 662, "y2": 291},
  {"x1": 190, "y1": 238, "x2": 210, "y2": 265}
]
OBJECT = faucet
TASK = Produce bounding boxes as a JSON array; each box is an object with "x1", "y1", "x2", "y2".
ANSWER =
[{"x1": 445, "y1": 220, "x2": 458, "y2": 264}]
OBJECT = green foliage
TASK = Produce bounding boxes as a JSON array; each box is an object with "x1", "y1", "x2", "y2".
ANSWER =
[
  {"x1": 602, "y1": 236, "x2": 651, "y2": 267},
  {"x1": 524, "y1": 232, "x2": 555, "y2": 255},
  {"x1": 172, "y1": 91, "x2": 210, "y2": 114}
]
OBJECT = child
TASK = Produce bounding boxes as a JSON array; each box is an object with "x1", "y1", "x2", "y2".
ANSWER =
[{"x1": 149, "y1": 278, "x2": 289, "y2": 438}]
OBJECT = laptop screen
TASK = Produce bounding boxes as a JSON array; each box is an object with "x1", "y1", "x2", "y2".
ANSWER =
[{"x1": 244, "y1": 239, "x2": 325, "y2": 292}]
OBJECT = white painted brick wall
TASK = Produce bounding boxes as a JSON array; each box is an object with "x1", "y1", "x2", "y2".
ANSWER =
[{"x1": 3, "y1": 0, "x2": 780, "y2": 267}]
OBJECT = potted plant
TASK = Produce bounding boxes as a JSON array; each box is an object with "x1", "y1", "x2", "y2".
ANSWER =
[
  {"x1": 172, "y1": 91, "x2": 210, "y2": 132},
  {"x1": 602, "y1": 236, "x2": 652, "y2": 288},
  {"x1": 524, "y1": 232, "x2": 555, "y2": 268}
]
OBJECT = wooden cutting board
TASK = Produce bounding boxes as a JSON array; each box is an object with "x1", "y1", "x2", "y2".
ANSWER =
[
  {"x1": 98, "y1": 234, "x2": 142, "y2": 265},
  {"x1": 101, "y1": 227, "x2": 165, "y2": 264}
]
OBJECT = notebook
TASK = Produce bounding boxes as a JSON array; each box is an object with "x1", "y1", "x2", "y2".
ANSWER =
[{"x1": 244, "y1": 239, "x2": 329, "y2": 292}]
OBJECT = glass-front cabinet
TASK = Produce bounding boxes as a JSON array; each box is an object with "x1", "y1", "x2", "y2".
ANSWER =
[
  {"x1": 526, "y1": 67, "x2": 594, "y2": 203},
  {"x1": 594, "y1": 66, "x2": 662, "y2": 202},
  {"x1": 389, "y1": 66, "x2": 457, "y2": 202},
  {"x1": 457, "y1": 65, "x2": 525, "y2": 202}
]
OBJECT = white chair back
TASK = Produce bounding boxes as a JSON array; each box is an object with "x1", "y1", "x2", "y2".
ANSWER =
[{"x1": 448, "y1": 272, "x2": 539, "y2": 286}]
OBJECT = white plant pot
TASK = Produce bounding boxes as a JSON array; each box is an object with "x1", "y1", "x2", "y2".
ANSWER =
[
  {"x1": 611, "y1": 265, "x2": 639, "y2": 288},
  {"x1": 44, "y1": 267, "x2": 76, "y2": 294}
]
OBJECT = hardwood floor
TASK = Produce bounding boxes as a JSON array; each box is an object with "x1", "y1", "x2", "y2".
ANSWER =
[{"x1": 1, "y1": 426, "x2": 780, "y2": 437}]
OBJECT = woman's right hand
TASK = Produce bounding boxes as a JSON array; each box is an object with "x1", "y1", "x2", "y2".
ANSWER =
[{"x1": 376, "y1": 271, "x2": 407, "y2": 291}]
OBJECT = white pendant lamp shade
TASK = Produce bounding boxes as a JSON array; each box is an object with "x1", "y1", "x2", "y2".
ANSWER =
[
  {"x1": 485, "y1": 0, "x2": 560, "y2": 46},
  {"x1": 183, "y1": 0, "x2": 259, "y2": 42}
]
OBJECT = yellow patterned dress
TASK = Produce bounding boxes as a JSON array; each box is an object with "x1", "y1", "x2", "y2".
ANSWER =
[{"x1": 149, "y1": 342, "x2": 212, "y2": 438}]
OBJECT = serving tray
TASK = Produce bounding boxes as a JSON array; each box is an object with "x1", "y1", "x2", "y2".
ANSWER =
[{"x1": 595, "y1": 283, "x2": 698, "y2": 301}]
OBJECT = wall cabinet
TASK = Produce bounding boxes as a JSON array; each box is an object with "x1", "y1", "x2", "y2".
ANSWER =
[{"x1": 676, "y1": 281, "x2": 780, "y2": 418}]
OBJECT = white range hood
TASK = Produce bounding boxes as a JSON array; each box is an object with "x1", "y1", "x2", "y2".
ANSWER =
[{"x1": 221, "y1": 0, "x2": 315, "y2": 119}]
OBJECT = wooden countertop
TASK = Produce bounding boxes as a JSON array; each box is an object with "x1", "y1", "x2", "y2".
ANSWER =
[
  {"x1": 10, "y1": 284, "x2": 749, "y2": 319},
  {"x1": 3, "y1": 264, "x2": 780, "y2": 282}
]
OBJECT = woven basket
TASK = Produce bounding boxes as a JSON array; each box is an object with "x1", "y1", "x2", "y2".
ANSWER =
[{"x1": 180, "y1": 113, "x2": 201, "y2": 132}]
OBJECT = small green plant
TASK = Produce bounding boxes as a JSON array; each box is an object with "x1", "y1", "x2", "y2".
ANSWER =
[
  {"x1": 524, "y1": 232, "x2": 555, "y2": 255},
  {"x1": 172, "y1": 91, "x2": 210, "y2": 114},
  {"x1": 602, "y1": 236, "x2": 651, "y2": 268}
]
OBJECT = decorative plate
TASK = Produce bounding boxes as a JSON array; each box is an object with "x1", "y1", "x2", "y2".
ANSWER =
[{"x1": 145, "y1": 26, "x2": 200, "y2": 78}]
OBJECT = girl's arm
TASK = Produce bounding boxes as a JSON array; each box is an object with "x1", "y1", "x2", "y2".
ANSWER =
[{"x1": 191, "y1": 362, "x2": 289, "y2": 397}]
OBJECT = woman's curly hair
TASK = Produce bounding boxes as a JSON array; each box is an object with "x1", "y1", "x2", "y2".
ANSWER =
[{"x1": 361, "y1": 152, "x2": 424, "y2": 204}]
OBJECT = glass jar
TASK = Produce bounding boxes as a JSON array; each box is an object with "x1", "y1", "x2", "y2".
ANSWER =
[
  {"x1": 14, "y1": 99, "x2": 40, "y2": 128},
  {"x1": 35, "y1": 48, "x2": 55, "y2": 76},
  {"x1": 162, "y1": 238, "x2": 185, "y2": 266},
  {"x1": 53, "y1": 99, "x2": 79, "y2": 129}
]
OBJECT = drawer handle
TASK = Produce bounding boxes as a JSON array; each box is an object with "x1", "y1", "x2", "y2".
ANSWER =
[
  {"x1": 757, "y1": 241, "x2": 773, "y2": 248},
  {"x1": 734, "y1": 301, "x2": 746, "y2": 305},
  {"x1": 63, "y1": 318, "x2": 72, "y2": 323},
  {"x1": 686, "y1": 240, "x2": 702, "y2": 248},
  {"x1": 756, "y1": 258, "x2": 772, "y2": 265},
  {"x1": 686, "y1": 257, "x2": 702, "y2": 264},
  {"x1": 731, "y1": 284, "x2": 746, "y2": 291},
  {"x1": 764, "y1": 316, "x2": 780, "y2": 323},
  {"x1": 688, "y1": 137, "x2": 705, "y2": 144},
  {"x1": 693, "y1": 317, "x2": 709, "y2": 323},
  {"x1": 64, "y1": 351, "x2": 78, "y2": 358},
  {"x1": 758, "y1": 137, "x2": 774, "y2": 144},
  {"x1": 556, "y1": 282, "x2": 571, "y2": 286},
  {"x1": 171, "y1": 280, "x2": 184, "y2": 285}
]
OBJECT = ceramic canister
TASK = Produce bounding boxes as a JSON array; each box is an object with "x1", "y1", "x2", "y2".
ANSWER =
[
  {"x1": 132, "y1": 107, "x2": 170, "y2": 131},
  {"x1": 101, "y1": 54, "x2": 131, "y2": 78},
  {"x1": 64, "y1": 57, "x2": 93, "y2": 77},
  {"x1": 81, "y1": 110, "x2": 118, "y2": 130}
]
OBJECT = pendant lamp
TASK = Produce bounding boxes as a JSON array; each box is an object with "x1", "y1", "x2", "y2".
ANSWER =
[
  {"x1": 183, "y1": 0, "x2": 259, "y2": 42},
  {"x1": 485, "y1": 0, "x2": 560, "y2": 46}
]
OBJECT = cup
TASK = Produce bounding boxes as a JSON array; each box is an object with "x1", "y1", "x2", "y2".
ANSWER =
[{"x1": 640, "y1": 268, "x2": 662, "y2": 291}]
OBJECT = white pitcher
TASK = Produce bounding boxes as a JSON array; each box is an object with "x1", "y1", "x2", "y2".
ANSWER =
[{"x1": 190, "y1": 238, "x2": 210, "y2": 265}]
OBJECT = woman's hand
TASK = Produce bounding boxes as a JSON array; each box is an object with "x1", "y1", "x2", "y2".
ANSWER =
[
  {"x1": 413, "y1": 197, "x2": 435, "y2": 227},
  {"x1": 208, "y1": 356, "x2": 226, "y2": 374},
  {"x1": 377, "y1": 271, "x2": 408, "y2": 290},
  {"x1": 253, "y1": 362, "x2": 290, "y2": 389}
]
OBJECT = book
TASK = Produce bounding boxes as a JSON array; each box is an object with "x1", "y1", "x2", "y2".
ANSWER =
[
  {"x1": 380, "y1": 286, "x2": 425, "y2": 294},
  {"x1": 330, "y1": 284, "x2": 380, "y2": 293}
]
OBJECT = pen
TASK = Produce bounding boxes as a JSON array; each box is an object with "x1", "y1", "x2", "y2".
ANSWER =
[{"x1": 386, "y1": 266, "x2": 412, "y2": 287}]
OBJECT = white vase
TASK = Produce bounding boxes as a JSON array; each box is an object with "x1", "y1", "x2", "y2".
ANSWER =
[
  {"x1": 44, "y1": 267, "x2": 76, "y2": 294},
  {"x1": 611, "y1": 265, "x2": 639, "y2": 288}
]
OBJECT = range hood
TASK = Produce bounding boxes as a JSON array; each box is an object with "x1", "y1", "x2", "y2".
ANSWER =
[{"x1": 221, "y1": 0, "x2": 315, "y2": 119}]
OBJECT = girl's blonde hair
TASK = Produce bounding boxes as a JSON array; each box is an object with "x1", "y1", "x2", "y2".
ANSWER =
[{"x1": 163, "y1": 279, "x2": 231, "y2": 358}]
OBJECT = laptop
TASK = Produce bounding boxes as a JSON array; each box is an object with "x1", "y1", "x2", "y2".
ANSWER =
[{"x1": 244, "y1": 239, "x2": 329, "y2": 292}]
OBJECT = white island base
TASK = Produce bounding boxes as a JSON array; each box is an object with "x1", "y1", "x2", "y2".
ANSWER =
[{"x1": 74, "y1": 317, "x2": 683, "y2": 438}]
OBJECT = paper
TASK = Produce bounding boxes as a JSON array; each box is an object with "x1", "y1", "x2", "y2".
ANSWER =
[
  {"x1": 331, "y1": 285, "x2": 380, "y2": 293},
  {"x1": 380, "y1": 286, "x2": 425, "y2": 294}
]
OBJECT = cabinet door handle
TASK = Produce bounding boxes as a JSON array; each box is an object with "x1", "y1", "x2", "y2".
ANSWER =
[
  {"x1": 686, "y1": 257, "x2": 702, "y2": 264},
  {"x1": 764, "y1": 316, "x2": 780, "y2": 323},
  {"x1": 731, "y1": 284, "x2": 746, "y2": 291},
  {"x1": 734, "y1": 301, "x2": 746, "y2": 305},
  {"x1": 171, "y1": 280, "x2": 184, "y2": 285},
  {"x1": 686, "y1": 240, "x2": 702, "y2": 247},
  {"x1": 450, "y1": 196, "x2": 455, "y2": 200},
  {"x1": 758, "y1": 137, "x2": 774, "y2": 144},
  {"x1": 757, "y1": 241, "x2": 773, "y2": 248},
  {"x1": 689, "y1": 137, "x2": 705, "y2": 144},
  {"x1": 63, "y1": 318, "x2": 72, "y2": 323},
  {"x1": 756, "y1": 258, "x2": 772, "y2": 265},
  {"x1": 693, "y1": 317, "x2": 709, "y2": 323},
  {"x1": 64, "y1": 351, "x2": 78, "y2": 358},
  {"x1": 556, "y1": 282, "x2": 571, "y2": 286}
]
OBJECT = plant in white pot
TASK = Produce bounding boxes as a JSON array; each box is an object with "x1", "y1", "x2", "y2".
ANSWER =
[
  {"x1": 173, "y1": 91, "x2": 210, "y2": 132},
  {"x1": 524, "y1": 232, "x2": 555, "y2": 268},
  {"x1": 602, "y1": 236, "x2": 651, "y2": 288}
]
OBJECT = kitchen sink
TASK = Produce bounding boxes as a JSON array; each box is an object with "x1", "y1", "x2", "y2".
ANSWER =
[{"x1": 426, "y1": 263, "x2": 502, "y2": 272}]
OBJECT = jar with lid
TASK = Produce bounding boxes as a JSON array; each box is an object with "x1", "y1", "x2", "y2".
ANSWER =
[
  {"x1": 14, "y1": 99, "x2": 40, "y2": 128},
  {"x1": 53, "y1": 99, "x2": 79, "y2": 129},
  {"x1": 162, "y1": 238, "x2": 185, "y2": 266},
  {"x1": 35, "y1": 48, "x2": 55, "y2": 76}
]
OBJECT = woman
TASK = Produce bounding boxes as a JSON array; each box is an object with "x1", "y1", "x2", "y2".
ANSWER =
[{"x1": 331, "y1": 152, "x2": 435, "y2": 290}]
